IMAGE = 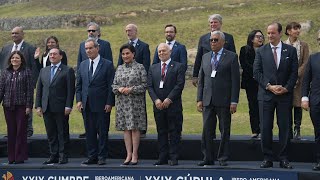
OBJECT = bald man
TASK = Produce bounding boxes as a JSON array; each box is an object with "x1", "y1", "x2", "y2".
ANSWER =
[{"x1": 148, "y1": 43, "x2": 185, "y2": 166}]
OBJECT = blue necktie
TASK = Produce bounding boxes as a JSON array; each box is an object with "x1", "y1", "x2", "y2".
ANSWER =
[{"x1": 50, "y1": 65, "x2": 56, "y2": 82}]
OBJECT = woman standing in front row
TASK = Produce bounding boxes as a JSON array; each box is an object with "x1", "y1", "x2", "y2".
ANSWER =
[
  {"x1": 284, "y1": 22, "x2": 309, "y2": 140},
  {"x1": 0, "y1": 51, "x2": 33, "y2": 164},
  {"x1": 239, "y1": 30, "x2": 264, "y2": 139},
  {"x1": 112, "y1": 44, "x2": 147, "y2": 165}
]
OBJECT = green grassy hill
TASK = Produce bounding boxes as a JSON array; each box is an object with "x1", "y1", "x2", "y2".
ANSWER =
[{"x1": 0, "y1": 0, "x2": 319, "y2": 135}]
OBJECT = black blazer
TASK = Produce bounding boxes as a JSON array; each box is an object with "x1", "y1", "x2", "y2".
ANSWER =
[
  {"x1": 197, "y1": 49, "x2": 240, "y2": 107},
  {"x1": 239, "y1": 45, "x2": 257, "y2": 89},
  {"x1": 253, "y1": 42, "x2": 298, "y2": 101},
  {"x1": 193, "y1": 32, "x2": 236, "y2": 77},
  {"x1": 147, "y1": 60, "x2": 185, "y2": 112},
  {"x1": 35, "y1": 64, "x2": 75, "y2": 112},
  {"x1": 153, "y1": 41, "x2": 188, "y2": 72},
  {"x1": 302, "y1": 52, "x2": 320, "y2": 106},
  {"x1": 117, "y1": 39, "x2": 150, "y2": 73},
  {"x1": 38, "y1": 50, "x2": 67, "y2": 69}
]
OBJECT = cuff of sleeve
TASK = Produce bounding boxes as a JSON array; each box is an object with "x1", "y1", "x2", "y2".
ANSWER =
[
  {"x1": 301, "y1": 97, "x2": 309, "y2": 102},
  {"x1": 231, "y1": 102, "x2": 237, "y2": 105},
  {"x1": 65, "y1": 107, "x2": 72, "y2": 110}
]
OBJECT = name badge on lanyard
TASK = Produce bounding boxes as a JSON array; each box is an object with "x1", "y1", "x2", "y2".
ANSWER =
[
  {"x1": 159, "y1": 81, "x2": 164, "y2": 88},
  {"x1": 211, "y1": 70, "x2": 217, "y2": 77}
]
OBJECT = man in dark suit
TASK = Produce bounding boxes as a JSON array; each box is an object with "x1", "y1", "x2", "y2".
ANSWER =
[
  {"x1": 117, "y1": 23, "x2": 150, "y2": 73},
  {"x1": 301, "y1": 33, "x2": 320, "y2": 171},
  {"x1": 77, "y1": 22, "x2": 113, "y2": 138},
  {"x1": 0, "y1": 26, "x2": 39, "y2": 137},
  {"x1": 153, "y1": 24, "x2": 188, "y2": 72},
  {"x1": 193, "y1": 14, "x2": 236, "y2": 87},
  {"x1": 76, "y1": 38, "x2": 115, "y2": 165},
  {"x1": 117, "y1": 23, "x2": 150, "y2": 137},
  {"x1": 253, "y1": 22, "x2": 298, "y2": 169},
  {"x1": 148, "y1": 43, "x2": 185, "y2": 166},
  {"x1": 35, "y1": 48, "x2": 75, "y2": 164},
  {"x1": 197, "y1": 31, "x2": 240, "y2": 167}
]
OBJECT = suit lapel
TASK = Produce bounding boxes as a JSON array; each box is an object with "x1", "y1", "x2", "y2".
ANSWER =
[
  {"x1": 91, "y1": 58, "x2": 103, "y2": 82},
  {"x1": 267, "y1": 44, "x2": 277, "y2": 69},
  {"x1": 50, "y1": 65, "x2": 62, "y2": 85},
  {"x1": 164, "y1": 61, "x2": 174, "y2": 83}
]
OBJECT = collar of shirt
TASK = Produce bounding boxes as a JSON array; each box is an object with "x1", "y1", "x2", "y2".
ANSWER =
[
  {"x1": 88, "y1": 55, "x2": 100, "y2": 72},
  {"x1": 211, "y1": 48, "x2": 224, "y2": 61},
  {"x1": 166, "y1": 40, "x2": 175, "y2": 49},
  {"x1": 270, "y1": 42, "x2": 282, "y2": 66},
  {"x1": 50, "y1": 62, "x2": 61, "y2": 75},
  {"x1": 129, "y1": 38, "x2": 138, "y2": 46},
  {"x1": 12, "y1": 40, "x2": 24, "y2": 51}
]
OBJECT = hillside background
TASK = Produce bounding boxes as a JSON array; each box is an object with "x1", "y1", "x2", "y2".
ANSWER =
[{"x1": 0, "y1": 0, "x2": 320, "y2": 135}]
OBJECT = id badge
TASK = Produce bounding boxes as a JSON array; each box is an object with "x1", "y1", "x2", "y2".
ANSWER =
[
  {"x1": 159, "y1": 81, "x2": 164, "y2": 88},
  {"x1": 211, "y1": 70, "x2": 217, "y2": 78}
]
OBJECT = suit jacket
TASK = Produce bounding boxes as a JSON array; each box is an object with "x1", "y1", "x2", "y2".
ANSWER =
[
  {"x1": 117, "y1": 39, "x2": 150, "y2": 73},
  {"x1": 0, "y1": 68, "x2": 33, "y2": 108},
  {"x1": 0, "y1": 41, "x2": 39, "y2": 87},
  {"x1": 77, "y1": 39, "x2": 113, "y2": 70},
  {"x1": 239, "y1": 45, "x2": 258, "y2": 89},
  {"x1": 197, "y1": 49, "x2": 240, "y2": 107},
  {"x1": 35, "y1": 64, "x2": 75, "y2": 112},
  {"x1": 147, "y1": 60, "x2": 185, "y2": 112},
  {"x1": 76, "y1": 57, "x2": 115, "y2": 112},
  {"x1": 38, "y1": 50, "x2": 67, "y2": 69},
  {"x1": 153, "y1": 41, "x2": 188, "y2": 72},
  {"x1": 302, "y1": 52, "x2": 320, "y2": 107},
  {"x1": 193, "y1": 32, "x2": 236, "y2": 77},
  {"x1": 253, "y1": 42, "x2": 298, "y2": 101}
]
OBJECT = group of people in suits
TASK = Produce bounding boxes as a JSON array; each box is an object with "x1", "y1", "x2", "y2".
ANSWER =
[{"x1": 1, "y1": 13, "x2": 320, "y2": 171}]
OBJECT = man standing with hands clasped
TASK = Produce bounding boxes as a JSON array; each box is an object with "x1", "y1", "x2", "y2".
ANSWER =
[
  {"x1": 253, "y1": 22, "x2": 298, "y2": 169},
  {"x1": 197, "y1": 31, "x2": 240, "y2": 167}
]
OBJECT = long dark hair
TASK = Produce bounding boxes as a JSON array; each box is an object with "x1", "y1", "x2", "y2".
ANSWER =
[
  {"x1": 7, "y1": 51, "x2": 27, "y2": 70},
  {"x1": 246, "y1": 30, "x2": 264, "y2": 48},
  {"x1": 45, "y1": 36, "x2": 60, "y2": 51}
]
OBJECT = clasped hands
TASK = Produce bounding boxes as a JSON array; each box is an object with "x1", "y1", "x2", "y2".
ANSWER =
[
  {"x1": 118, "y1": 87, "x2": 132, "y2": 95},
  {"x1": 155, "y1": 98, "x2": 172, "y2": 110},
  {"x1": 267, "y1": 85, "x2": 288, "y2": 95}
]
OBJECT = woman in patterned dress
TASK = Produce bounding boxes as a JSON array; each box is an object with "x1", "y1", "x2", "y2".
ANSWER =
[{"x1": 112, "y1": 44, "x2": 147, "y2": 165}]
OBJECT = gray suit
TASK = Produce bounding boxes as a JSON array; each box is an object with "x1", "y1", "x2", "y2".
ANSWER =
[
  {"x1": 35, "y1": 64, "x2": 75, "y2": 157},
  {"x1": 197, "y1": 49, "x2": 240, "y2": 162}
]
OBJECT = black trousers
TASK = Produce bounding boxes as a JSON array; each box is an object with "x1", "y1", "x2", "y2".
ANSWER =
[
  {"x1": 245, "y1": 83, "x2": 260, "y2": 134},
  {"x1": 154, "y1": 110, "x2": 182, "y2": 161},
  {"x1": 310, "y1": 103, "x2": 320, "y2": 162},
  {"x1": 201, "y1": 104, "x2": 231, "y2": 162},
  {"x1": 259, "y1": 98, "x2": 291, "y2": 161}
]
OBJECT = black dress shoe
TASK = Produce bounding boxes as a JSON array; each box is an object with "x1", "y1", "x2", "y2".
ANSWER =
[
  {"x1": 79, "y1": 133, "x2": 86, "y2": 138},
  {"x1": 14, "y1": 161, "x2": 24, "y2": 164},
  {"x1": 219, "y1": 160, "x2": 228, "y2": 166},
  {"x1": 313, "y1": 163, "x2": 320, "y2": 171},
  {"x1": 260, "y1": 160, "x2": 273, "y2": 168},
  {"x1": 131, "y1": 161, "x2": 138, "y2": 165},
  {"x1": 122, "y1": 161, "x2": 130, "y2": 165},
  {"x1": 43, "y1": 158, "x2": 59, "y2": 164},
  {"x1": 169, "y1": 160, "x2": 178, "y2": 166},
  {"x1": 82, "y1": 158, "x2": 98, "y2": 165},
  {"x1": 279, "y1": 160, "x2": 293, "y2": 169},
  {"x1": 8, "y1": 161, "x2": 14, "y2": 164},
  {"x1": 98, "y1": 159, "x2": 106, "y2": 165},
  {"x1": 153, "y1": 160, "x2": 168, "y2": 165},
  {"x1": 197, "y1": 161, "x2": 214, "y2": 166},
  {"x1": 59, "y1": 157, "x2": 68, "y2": 164}
]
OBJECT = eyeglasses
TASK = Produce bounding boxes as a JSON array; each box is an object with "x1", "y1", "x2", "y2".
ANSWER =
[
  {"x1": 255, "y1": 35, "x2": 264, "y2": 39},
  {"x1": 87, "y1": 30, "x2": 97, "y2": 33},
  {"x1": 209, "y1": 38, "x2": 219, "y2": 43}
]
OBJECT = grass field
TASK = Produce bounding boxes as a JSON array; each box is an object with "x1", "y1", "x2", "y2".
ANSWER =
[{"x1": 0, "y1": 0, "x2": 319, "y2": 136}]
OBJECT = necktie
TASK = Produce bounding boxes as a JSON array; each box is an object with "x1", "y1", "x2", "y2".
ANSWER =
[
  {"x1": 161, "y1": 63, "x2": 167, "y2": 80},
  {"x1": 130, "y1": 41, "x2": 134, "y2": 46},
  {"x1": 50, "y1": 65, "x2": 57, "y2": 82},
  {"x1": 167, "y1": 42, "x2": 171, "y2": 45},
  {"x1": 14, "y1": 45, "x2": 18, "y2": 51},
  {"x1": 273, "y1": 47, "x2": 278, "y2": 68},
  {"x1": 212, "y1": 53, "x2": 218, "y2": 70},
  {"x1": 89, "y1": 60, "x2": 94, "y2": 78}
]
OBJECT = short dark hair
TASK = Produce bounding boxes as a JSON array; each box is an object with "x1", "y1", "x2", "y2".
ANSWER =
[
  {"x1": 285, "y1": 22, "x2": 301, "y2": 36},
  {"x1": 7, "y1": 51, "x2": 27, "y2": 69},
  {"x1": 49, "y1": 47, "x2": 64, "y2": 56},
  {"x1": 120, "y1": 43, "x2": 136, "y2": 56},
  {"x1": 268, "y1": 22, "x2": 282, "y2": 33},
  {"x1": 165, "y1": 24, "x2": 177, "y2": 33},
  {"x1": 247, "y1": 30, "x2": 264, "y2": 47}
]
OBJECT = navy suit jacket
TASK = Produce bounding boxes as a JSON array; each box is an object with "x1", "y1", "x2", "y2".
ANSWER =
[
  {"x1": 117, "y1": 39, "x2": 150, "y2": 73},
  {"x1": 76, "y1": 57, "x2": 115, "y2": 112},
  {"x1": 0, "y1": 41, "x2": 39, "y2": 87},
  {"x1": 193, "y1": 32, "x2": 236, "y2": 77},
  {"x1": 35, "y1": 64, "x2": 75, "y2": 112},
  {"x1": 153, "y1": 41, "x2": 188, "y2": 72},
  {"x1": 77, "y1": 39, "x2": 113, "y2": 70},
  {"x1": 253, "y1": 42, "x2": 298, "y2": 101},
  {"x1": 197, "y1": 49, "x2": 240, "y2": 107},
  {"x1": 302, "y1": 52, "x2": 320, "y2": 106},
  {"x1": 147, "y1": 60, "x2": 185, "y2": 112}
]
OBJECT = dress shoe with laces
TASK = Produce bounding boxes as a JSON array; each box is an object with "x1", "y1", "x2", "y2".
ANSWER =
[
  {"x1": 197, "y1": 161, "x2": 214, "y2": 166},
  {"x1": 59, "y1": 157, "x2": 68, "y2": 164},
  {"x1": 153, "y1": 160, "x2": 168, "y2": 166},
  {"x1": 81, "y1": 158, "x2": 98, "y2": 165},
  {"x1": 43, "y1": 157, "x2": 59, "y2": 164},
  {"x1": 219, "y1": 160, "x2": 228, "y2": 166},
  {"x1": 313, "y1": 162, "x2": 320, "y2": 171},
  {"x1": 279, "y1": 160, "x2": 293, "y2": 169},
  {"x1": 260, "y1": 160, "x2": 273, "y2": 168},
  {"x1": 98, "y1": 159, "x2": 106, "y2": 165}
]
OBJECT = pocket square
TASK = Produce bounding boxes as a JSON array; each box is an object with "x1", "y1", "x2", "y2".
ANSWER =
[{"x1": 283, "y1": 49, "x2": 288, "y2": 52}]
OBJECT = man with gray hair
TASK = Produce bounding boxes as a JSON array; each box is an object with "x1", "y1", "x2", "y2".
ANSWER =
[
  {"x1": 197, "y1": 31, "x2": 240, "y2": 166},
  {"x1": 193, "y1": 14, "x2": 236, "y2": 87},
  {"x1": 77, "y1": 22, "x2": 113, "y2": 138}
]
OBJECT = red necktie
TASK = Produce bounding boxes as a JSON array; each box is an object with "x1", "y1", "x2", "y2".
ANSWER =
[
  {"x1": 161, "y1": 63, "x2": 167, "y2": 80},
  {"x1": 273, "y1": 47, "x2": 278, "y2": 68}
]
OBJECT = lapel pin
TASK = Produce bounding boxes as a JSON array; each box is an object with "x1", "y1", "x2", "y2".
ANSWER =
[{"x1": 283, "y1": 49, "x2": 287, "y2": 52}]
